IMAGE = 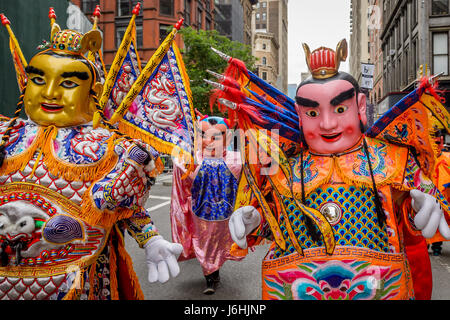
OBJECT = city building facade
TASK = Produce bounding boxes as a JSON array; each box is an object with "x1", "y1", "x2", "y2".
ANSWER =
[
  {"x1": 72, "y1": 0, "x2": 215, "y2": 68},
  {"x1": 368, "y1": 0, "x2": 384, "y2": 110},
  {"x1": 350, "y1": 0, "x2": 370, "y2": 84},
  {"x1": 242, "y1": 0, "x2": 258, "y2": 45},
  {"x1": 214, "y1": 0, "x2": 256, "y2": 45},
  {"x1": 252, "y1": 31, "x2": 279, "y2": 85},
  {"x1": 379, "y1": 0, "x2": 450, "y2": 114},
  {"x1": 251, "y1": 0, "x2": 288, "y2": 93},
  {"x1": 351, "y1": 0, "x2": 450, "y2": 120}
]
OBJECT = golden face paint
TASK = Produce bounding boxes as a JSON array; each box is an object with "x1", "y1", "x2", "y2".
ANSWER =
[{"x1": 23, "y1": 53, "x2": 95, "y2": 127}]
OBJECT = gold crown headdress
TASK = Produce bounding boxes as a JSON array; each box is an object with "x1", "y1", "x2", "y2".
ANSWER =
[
  {"x1": 16, "y1": 7, "x2": 101, "y2": 57},
  {"x1": 302, "y1": 39, "x2": 348, "y2": 79},
  {"x1": 44, "y1": 7, "x2": 102, "y2": 56}
]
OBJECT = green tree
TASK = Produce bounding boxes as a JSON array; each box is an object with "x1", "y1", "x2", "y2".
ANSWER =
[{"x1": 178, "y1": 27, "x2": 256, "y2": 116}]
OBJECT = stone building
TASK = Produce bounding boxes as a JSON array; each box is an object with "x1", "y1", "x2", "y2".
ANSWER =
[{"x1": 252, "y1": 0, "x2": 288, "y2": 93}]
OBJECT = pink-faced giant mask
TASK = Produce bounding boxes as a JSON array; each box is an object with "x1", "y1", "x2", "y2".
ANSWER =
[
  {"x1": 295, "y1": 79, "x2": 367, "y2": 154},
  {"x1": 295, "y1": 39, "x2": 367, "y2": 154}
]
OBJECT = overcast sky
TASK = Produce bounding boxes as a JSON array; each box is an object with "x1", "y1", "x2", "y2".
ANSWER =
[{"x1": 287, "y1": 0, "x2": 351, "y2": 85}]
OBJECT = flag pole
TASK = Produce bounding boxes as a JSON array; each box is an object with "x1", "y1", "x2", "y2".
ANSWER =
[
  {"x1": 0, "y1": 13, "x2": 27, "y2": 68},
  {"x1": 109, "y1": 18, "x2": 184, "y2": 125},
  {"x1": 94, "y1": 2, "x2": 142, "y2": 128}
]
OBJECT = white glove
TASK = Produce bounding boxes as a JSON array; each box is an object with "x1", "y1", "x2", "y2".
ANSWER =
[
  {"x1": 411, "y1": 189, "x2": 450, "y2": 239},
  {"x1": 229, "y1": 206, "x2": 261, "y2": 249},
  {"x1": 144, "y1": 236, "x2": 183, "y2": 283}
]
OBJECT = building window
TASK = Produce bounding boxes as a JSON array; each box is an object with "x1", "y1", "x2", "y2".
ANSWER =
[
  {"x1": 205, "y1": 17, "x2": 211, "y2": 30},
  {"x1": 262, "y1": 71, "x2": 267, "y2": 80},
  {"x1": 432, "y1": 0, "x2": 449, "y2": 15},
  {"x1": 262, "y1": 2, "x2": 267, "y2": 8},
  {"x1": 159, "y1": 24, "x2": 171, "y2": 44},
  {"x1": 118, "y1": 0, "x2": 140, "y2": 16},
  {"x1": 116, "y1": 24, "x2": 143, "y2": 48},
  {"x1": 403, "y1": 10, "x2": 408, "y2": 41},
  {"x1": 262, "y1": 13, "x2": 266, "y2": 20},
  {"x1": 412, "y1": 0, "x2": 418, "y2": 25},
  {"x1": 262, "y1": 43, "x2": 267, "y2": 50},
  {"x1": 184, "y1": 0, "x2": 191, "y2": 24},
  {"x1": 262, "y1": 57, "x2": 267, "y2": 65},
  {"x1": 433, "y1": 32, "x2": 449, "y2": 75},
  {"x1": 160, "y1": 0, "x2": 174, "y2": 16},
  {"x1": 256, "y1": 13, "x2": 260, "y2": 20},
  {"x1": 197, "y1": 8, "x2": 203, "y2": 29},
  {"x1": 82, "y1": 0, "x2": 99, "y2": 13},
  {"x1": 405, "y1": 49, "x2": 409, "y2": 83}
]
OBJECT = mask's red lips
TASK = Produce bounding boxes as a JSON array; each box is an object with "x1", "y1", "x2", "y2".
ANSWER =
[
  {"x1": 321, "y1": 132, "x2": 342, "y2": 142},
  {"x1": 41, "y1": 103, "x2": 63, "y2": 112}
]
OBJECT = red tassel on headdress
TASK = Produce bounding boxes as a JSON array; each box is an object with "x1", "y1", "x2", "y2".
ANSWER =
[
  {"x1": 209, "y1": 83, "x2": 245, "y2": 113},
  {"x1": 418, "y1": 76, "x2": 446, "y2": 104},
  {"x1": 209, "y1": 76, "x2": 242, "y2": 113},
  {"x1": 223, "y1": 58, "x2": 250, "y2": 83}
]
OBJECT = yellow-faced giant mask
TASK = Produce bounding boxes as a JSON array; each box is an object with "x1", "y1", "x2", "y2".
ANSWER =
[{"x1": 23, "y1": 22, "x2": 103, "y2": 127}]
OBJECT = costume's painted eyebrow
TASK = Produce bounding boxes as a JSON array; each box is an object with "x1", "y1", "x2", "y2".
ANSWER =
[
  {"x1": 25, "y1": 65, "x2": 45, "y2": 76},
  {"x1": 295, "y1": 96, "x2": 319, "y2": 108},
  {"x1": 330, "y1": 88, "x2": 355, "y2": 106},
  {"x1": 61, "y1": 71, "x2": 90, "y2": 80}
]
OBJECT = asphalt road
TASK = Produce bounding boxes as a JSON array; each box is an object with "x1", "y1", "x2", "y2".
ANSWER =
[
  {"x1": 125, "y1": 173, "x2": 270, "y2": 300},
  {"x1": 125, "y1": 173, "x2": 450, "y2": 300}
]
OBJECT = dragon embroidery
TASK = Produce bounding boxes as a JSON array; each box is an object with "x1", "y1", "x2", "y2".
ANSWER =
[
  {"x1": 142, "y1": 63, "x2": 181, "y2": 129},
  {"x1": 353, "y1": 142, "x2": 388, "y2": 178}
]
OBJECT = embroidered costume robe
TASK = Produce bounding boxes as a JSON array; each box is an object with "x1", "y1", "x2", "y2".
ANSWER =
[
  {"x1": 0, "y1": 118, "x2": 162, "y2": 300},
  {"x1": 170, "y1": 150, "x2": 244, "y2": 275},
  {"x1": 246, "y1": 137, "x2": 450, "y2": 300}
]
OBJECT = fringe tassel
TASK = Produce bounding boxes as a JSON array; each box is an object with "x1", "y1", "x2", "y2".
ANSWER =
[
  {"x1": 0, "y1": 127, "x2": 45, "y2": 176},
  {"x1": 80, "y1": 187, "x2": 135, "y2": 228},
  {"x1": 115, "y1": 226, "x2": 145, "y2": 300},
  {"x1": 109, "y1": 236, "x2": 119, "y2": 300},
  {"x1": 87, "y1": 262, "x2": 96, "y2": 300},
  {"x1": 62, "y1": 266, "x2": 86, "y2": 300},
  {"x1": 151, "y1": 157, "x2": 164, "y2": 177},
  {"x1": 42, "y1": 134, "x2": 118, "y2": 182},
  {"x1": 118, "y1": 120, "x2": 195, "y2": 177},
  {"x1": 332, "y1": 155, "x2": 402, "y2": 191}
]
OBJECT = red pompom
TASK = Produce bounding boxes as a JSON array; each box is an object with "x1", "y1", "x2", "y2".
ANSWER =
[
  {"x1": 132, "y1": 2, "x2": 141, "y2": 15},
  {"x1": 0, "y1": 14, "x2": 10, "y2": 26},
  {"x1": 48, "y1": 7, "x2": 56, "y2": 20},
  {"x1": 93, "y1": 5, "x2": 101, "y2": 17},
  {"x1": 174, "y1": 18, "x2": 184, "y2": 30},
  {"x1": 418, "y1": 76, "x2": 446, "y2": 104}
]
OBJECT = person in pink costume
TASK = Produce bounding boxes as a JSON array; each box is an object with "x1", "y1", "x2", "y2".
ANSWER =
[{"x1": 170, "y1": 115, "x2": 244, "y2": 294}]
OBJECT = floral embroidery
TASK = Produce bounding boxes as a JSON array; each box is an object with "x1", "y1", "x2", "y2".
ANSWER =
[{"x1": 264, "y1": 260, "x2": 402, "y2": 300}]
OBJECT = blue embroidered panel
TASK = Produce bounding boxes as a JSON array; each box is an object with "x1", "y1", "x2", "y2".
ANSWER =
[{"x1": 191, "y1": 158, "x2": 238, "y2": 221}]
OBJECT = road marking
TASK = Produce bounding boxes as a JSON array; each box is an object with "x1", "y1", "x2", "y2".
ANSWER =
[
  {"x1": 147, "y1": 200, "x2": 171, "y2": 211},
  {"x1": 148, "y1": 195, "x2": 171, "y2": 200}
]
